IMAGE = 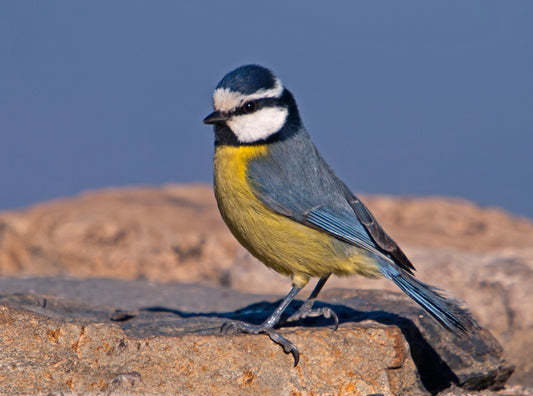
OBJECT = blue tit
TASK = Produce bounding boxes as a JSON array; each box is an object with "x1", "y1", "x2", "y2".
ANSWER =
[{"x1": 203, "y1": 64, "x2": 474, "y2": 365}]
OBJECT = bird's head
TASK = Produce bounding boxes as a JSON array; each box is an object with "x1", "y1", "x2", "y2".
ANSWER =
[{"x1": 203, "y1": 65, "x2": 300, "y2": 144}]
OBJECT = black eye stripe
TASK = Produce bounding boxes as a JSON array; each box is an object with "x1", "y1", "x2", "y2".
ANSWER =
[{"x1": 233, "y1": 98, "x2": 282, "y2": 116}]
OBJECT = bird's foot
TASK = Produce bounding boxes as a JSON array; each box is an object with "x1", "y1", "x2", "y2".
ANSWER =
[
  {"x1": 221, "y1": 320, "x2": 300, "y2": 366},
  {"x1": 284, "y1": 300, "x2": 339, "y2": 330}
]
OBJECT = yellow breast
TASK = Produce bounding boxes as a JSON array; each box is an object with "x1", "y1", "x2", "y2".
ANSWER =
[{"x1": 213, "y1": 144, "x2": 379, "y2": 288}]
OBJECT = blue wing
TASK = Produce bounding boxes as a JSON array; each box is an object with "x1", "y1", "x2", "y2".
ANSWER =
[
  {"x1": 247, "y1": 128, "x2": 415, "y2": 274},
  {"x1": 305, "y1": 207, "x2": 385, "y2": 258}
]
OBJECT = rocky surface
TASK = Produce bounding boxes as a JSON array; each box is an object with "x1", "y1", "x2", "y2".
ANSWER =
[
  {"x1": 1, "y1": 185, "x2": 531, "y2": 285},
  {"x1": 0, "y1": 184, "x2": 532, "y2": 393},
  {"x1": 0, "y1": 279, "x2": 514, "y2": 395}
]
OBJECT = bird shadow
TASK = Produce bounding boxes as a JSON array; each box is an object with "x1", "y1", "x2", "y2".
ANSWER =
[{"x1": 135, "y1": 299, "x2": 457, "y2": 395}]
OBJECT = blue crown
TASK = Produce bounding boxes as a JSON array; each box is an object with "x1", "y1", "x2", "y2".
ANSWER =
[{"x1": 216, "y1": 65, "x2": 278, "y2": 95}]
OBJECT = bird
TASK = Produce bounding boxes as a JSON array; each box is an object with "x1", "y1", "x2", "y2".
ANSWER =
[{"x1": 203, "y1": 64, "x2": 475, "y2": 365}]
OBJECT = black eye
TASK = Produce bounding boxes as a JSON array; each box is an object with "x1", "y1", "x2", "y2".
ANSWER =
[{"x1": 243, "y1": 101, "x2": 257, "y2": 113}]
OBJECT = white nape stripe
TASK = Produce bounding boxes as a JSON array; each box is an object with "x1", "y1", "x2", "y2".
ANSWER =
[
  {"x1": 227, "y1": 106, "x2": 288, "y2": 143},
  {"x1": 213, "y1": 78, "x2": 283, "y2": 112}
]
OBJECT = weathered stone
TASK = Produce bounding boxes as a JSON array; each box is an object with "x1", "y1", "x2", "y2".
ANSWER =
[
  {"x1": 1, "y1": 185, "x2": 532, "y2": 285},
  {"x1": 0, "y1": 279, "x2": 515, "y2": 395},
  {"x1": 0, "y1": 185, "x2": 531, "y2": 391}
]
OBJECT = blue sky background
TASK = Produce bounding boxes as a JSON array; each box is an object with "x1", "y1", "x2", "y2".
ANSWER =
[{"x1": 1, "y1": 1, "x2": 532, "y2": 218}]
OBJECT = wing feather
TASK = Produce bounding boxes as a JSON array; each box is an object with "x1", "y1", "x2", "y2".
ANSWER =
[{"x1": 246, "y1": 128, "x2": 415, "y2": 274}]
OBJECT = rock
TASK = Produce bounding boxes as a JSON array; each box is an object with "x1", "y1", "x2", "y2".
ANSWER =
[
  {"x1": 440, "y1": 385, "x2": 533, "y2": 395},
  {"x1": 0, "y1": 184, "x2": 532, "y2": 389},
  {"x1": 0, "y1": 185, "x2": 239, "y2": 284},
  {"x1": 0, "y1": 279, "x2": 515, "y2": 395},
  {"x1": 1, "y1": 185, "x2": 532, "y2": 284}
]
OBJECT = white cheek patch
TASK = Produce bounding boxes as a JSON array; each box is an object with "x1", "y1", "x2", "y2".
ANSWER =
[{"x1": 227, "y1": 107, "x2": 289, "y2": 143}]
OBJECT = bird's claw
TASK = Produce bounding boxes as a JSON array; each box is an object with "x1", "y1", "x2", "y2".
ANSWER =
[
  {"x1": 266, "y1": 329, "x2": 299, "y2": 366},
  {"x1": 284, "y1": 300, "x2": 339, "y2": 330},
  {"x1": 220, "y1": 320, "x2": 300, "y2": 366}
]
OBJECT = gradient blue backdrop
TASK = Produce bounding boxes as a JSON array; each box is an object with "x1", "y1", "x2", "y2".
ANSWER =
[{"x1": 1, "y1": 1, "x2": 532, "y2": 217}]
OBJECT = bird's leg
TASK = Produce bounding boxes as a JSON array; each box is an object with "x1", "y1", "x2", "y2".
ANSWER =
[
  {"x1": 284, "y1": 275, "x2": 339, "y2": 330},
  {"x1": 221, "y1": 286, "x2": 302, "y2": 365}
]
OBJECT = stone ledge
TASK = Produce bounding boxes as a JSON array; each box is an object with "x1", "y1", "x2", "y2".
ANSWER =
[{"x1": 0, "y1": 279, "x2": 515, "y2": 395}]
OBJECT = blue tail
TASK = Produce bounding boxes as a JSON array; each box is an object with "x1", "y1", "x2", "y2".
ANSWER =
[{"x1": 381, "y1": 263, "x2": 475, "y2": 334}]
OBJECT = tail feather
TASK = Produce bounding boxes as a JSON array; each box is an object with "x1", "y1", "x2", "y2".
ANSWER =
[{"x1": 382, "y1": 264, "x2": 475, "y2": 335}]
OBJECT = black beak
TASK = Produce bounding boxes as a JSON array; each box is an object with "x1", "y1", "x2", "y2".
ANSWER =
[{"x1": 203, "y1": 111, "x2": 229, "y2": 125}]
